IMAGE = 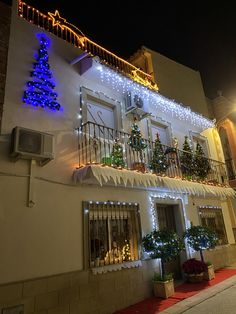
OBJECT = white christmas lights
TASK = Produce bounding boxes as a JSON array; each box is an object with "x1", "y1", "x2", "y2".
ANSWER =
[
  {"x1": 87, "y1": 201, "x2": 138, "y2": 206},
  {"x1": 149, "y1": 192, "x2": 193, "y2": 258},
  {"x1": 198, "y1": 205, "x2": 222, "y2": 209},
  {"x1": 149, "y1": 193, "x2": 191, "y2": 231},
  {"x1": 96, "y1": 63, "x2": 215, "y2": 130}
]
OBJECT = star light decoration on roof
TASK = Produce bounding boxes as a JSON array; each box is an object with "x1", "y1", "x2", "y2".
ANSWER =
[
  {"x1": 48, "y1": 10, "x2": 66, "y2": 30},
  {"x1": 48, "y1": 10, "x2": 85, "y2": 47}
]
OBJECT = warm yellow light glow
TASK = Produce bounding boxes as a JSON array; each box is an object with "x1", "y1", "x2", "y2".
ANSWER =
[
  {"x1": 48, "y1": 10, "x2": 85, "y2": 47},
  {"x1": 130, "y1": 69, "x2": 159, "y2": 91},
  {"x1": 19, "y1": 2, "x2": 158, "y2": 91},
  {"x1": 48, "y1": 10, "x2": 66, "y2": 29}
]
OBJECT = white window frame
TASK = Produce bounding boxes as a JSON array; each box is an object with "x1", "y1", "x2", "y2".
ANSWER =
[
  {"x1": 81, "y1": 87, "x2": 122, "y2": 131},
  {"x1": 148, "y1": 117, "x2": 172, "y2": 147},
  {"x1": 189, "y1": 131, "x2": 210, "y2": 157}
]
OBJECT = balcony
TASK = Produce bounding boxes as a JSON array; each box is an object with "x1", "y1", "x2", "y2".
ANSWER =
[{"x1": 76, "y1": 122, "x2": 228, "y2": 189}]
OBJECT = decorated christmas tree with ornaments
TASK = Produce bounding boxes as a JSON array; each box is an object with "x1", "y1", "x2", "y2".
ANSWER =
[
  {"x1": 128, "y1": 120, "x2": 147, "y2": 162},
  {"x1": 111, "y1": 138, "x2": 125, "y2": 167},
  {"x1": 150, "y1": 133, "x2": 168, "y2": 174},
  {"x1": 194, "y1": 142, "x2": 211, "y2": 179},
  {"x1": 180, "y1": 136, "x2": 194, "y2": 178}
]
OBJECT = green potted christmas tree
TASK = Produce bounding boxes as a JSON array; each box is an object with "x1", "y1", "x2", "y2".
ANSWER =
[
  {"x1": 183, "y1": 225, "x2": 218, "y2": 281},
  {"x1": 110, "y1": 138, "x2": 125, "y2": 168},
  {"x1": 194, "y1": 142, "x2": 211, "y2": 180},
  {"x1": 142, "y1": 229, "x2": 184, "y2": 298},
  {"x1": 180, "y1": 136, "x2": 194, "y2": 179},
  {"x1": 128, "y1": 120, "x2": 147, "y2": 172},
  {"x1": 150, "y1": 133, "x2": 168, "y2": 175}
]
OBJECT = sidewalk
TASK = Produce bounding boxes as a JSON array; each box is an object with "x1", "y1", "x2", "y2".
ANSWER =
[
  {"x1": 159, "y1": 265, "x2": 236, "y2": 313},
  {"x1": 115, "y1": 263, "x2": 236, "y2": 314}
]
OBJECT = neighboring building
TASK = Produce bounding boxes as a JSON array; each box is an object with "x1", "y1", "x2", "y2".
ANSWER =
[
  {"x1": 0, "y1": 1, "x2": 236, "y2": 313},
  {"x1": 209, "y1": 92, "x2": 236, "y2": 239},
  {"x1": 129, "y1": 46, "x2": 210, "y2": 118},
  {"x1": 210, "y1": 92, "x2": 236, "y2": 189}
]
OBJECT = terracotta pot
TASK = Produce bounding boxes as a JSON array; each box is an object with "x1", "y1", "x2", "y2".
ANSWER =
[
  {"x1": 186, "y1": 272, "x2": 204, "y2": 283},
  {"x1": 153, "y1": 279, "x2": 174, "y2": 299},
  {"x1": 133, "y1": 162, "x2": 146, "y2": 173},
  {"x1": 203, "y1": 264, "x2": 215, "y2": 281}
]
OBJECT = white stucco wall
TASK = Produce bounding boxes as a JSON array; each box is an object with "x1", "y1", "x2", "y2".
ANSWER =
[{"x1": 0, "y1": 5, "x2": 234, "y2": 285}]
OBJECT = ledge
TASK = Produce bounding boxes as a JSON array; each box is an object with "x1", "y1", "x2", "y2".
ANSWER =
[
  {"x1": 73, "y1": 165, "x2": 236, "y2": 198},
  {"x1": 91, "y1": 260, "x2": 142, "y2": 275}
]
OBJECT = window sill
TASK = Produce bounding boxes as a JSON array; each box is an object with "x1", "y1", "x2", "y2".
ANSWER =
[{"x1": 91, "y1": 260, "x2": 142, "y2": 274}]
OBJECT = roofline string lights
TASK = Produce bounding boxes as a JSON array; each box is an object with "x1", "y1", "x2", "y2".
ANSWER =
[
  {"x1": 47, "y1": 9, "x2": 158, "y2": 92},
  {"x1": 19, "y1": 2, "x2": 215, "y2": 128},
  {"x1": 48, "y1": 10, "x2": 85, "y2": 47},
  {"x1": 18, "y1": 2, "x2": 157, "y2": 92},
  {"x1": 97, "y1": 63, "x2": 215, "y2": 130}
]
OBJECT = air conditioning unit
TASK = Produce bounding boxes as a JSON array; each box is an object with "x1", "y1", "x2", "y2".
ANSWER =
[
  {"x1": 125, "y1": 93, "x2": 144, "y2": 112},
  {"x1": 125, "y1": 92, "x2": 150, "y2": 120},
  {"x1": 10, "y1": 126, "x2": 54, "y2": 166}
]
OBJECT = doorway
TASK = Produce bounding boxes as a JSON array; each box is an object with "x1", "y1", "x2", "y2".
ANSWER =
[{"x1": 156, "y1": 204, "x2": 183, "y2": 279}]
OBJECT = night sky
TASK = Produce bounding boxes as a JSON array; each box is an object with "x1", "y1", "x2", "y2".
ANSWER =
[{"x1": 25, "y1": 0, "x2": 236, "y2": 100}]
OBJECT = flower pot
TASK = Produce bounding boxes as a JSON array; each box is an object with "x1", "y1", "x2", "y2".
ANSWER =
[
  {"x1": 153, "y1": 279, "x2": 174, "y2": 299},
  {"x1": 133, "y1": 162, "x2": 146, "y2": 173},
  {"x1": 186, "y1": 272, "x2": 204, "y2": 283},
  {"x1": 203, "y1": 264, "x2": 215, "y2": 281}
]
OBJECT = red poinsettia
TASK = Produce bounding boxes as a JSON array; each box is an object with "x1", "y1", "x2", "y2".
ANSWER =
[{"x1": 182, "y1": 258, "x2": 207, "y2": 274}]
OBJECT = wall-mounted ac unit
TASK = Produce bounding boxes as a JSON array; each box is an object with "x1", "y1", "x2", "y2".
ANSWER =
[
  {"x1": 10, "y1": 126, "x2": 54, "y2": 166},
  {"x1": 125, "y1": 92, "x2": 150, "y2": 120},
  {"x1": 126, "y1": 93, "x2": 144, "y2": 112}
]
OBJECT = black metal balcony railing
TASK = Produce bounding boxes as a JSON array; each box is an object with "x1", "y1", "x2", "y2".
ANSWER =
[
  {"x1": 78, "y1": 122, "x2": 228, "y2": 185},
  {"x1": 225, "y1": 159, "x2": 236, "y2": 180}
]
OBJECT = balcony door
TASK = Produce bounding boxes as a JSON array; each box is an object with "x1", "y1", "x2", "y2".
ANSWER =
[
  {"x1": 156, "y1": 204, "x2": 182, "y2": 279},
  {"x1": 151, "y1": 123, "x2": 170, "y2": 146},
  {"x1": 86, "y1": 100, "x2": 115, "y2": 140}
]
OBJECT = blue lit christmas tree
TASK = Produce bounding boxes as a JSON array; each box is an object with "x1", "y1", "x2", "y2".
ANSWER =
[{"x1": 23, "y1": 35, "x2": 61, "y2": 111}]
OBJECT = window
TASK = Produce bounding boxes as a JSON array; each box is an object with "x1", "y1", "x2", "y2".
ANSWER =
[
  {"x1": 81, "y1": 87, "x2": 121, "y2": 135},
  {"x1": 83, "y1": 202, "x2": 141, "y2": 268},
  {"x1": 86, "y1": 99, "x2": 115, "y2": 140},
  {"x1": 198, "y1": 206, "x2": 228, "y2": 245},
  {"x1": 190, "y1": 132, "x2": 209, "y2": 157},
  {"x1": 149, "y1": 119, "x2": 171, "y2": 146}
]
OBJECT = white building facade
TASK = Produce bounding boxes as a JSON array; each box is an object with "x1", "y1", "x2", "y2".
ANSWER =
[{"x1": 0, "y1": 2, "x2": 235, "y2": 313}]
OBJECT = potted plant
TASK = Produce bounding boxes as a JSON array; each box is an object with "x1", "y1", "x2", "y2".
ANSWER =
[
  {"x1": 142, "y1": 229, "x2": 184, "y2": 298},
  {"x1": 183, "y1": 225, "x2": 218, "y2": 281},
  {"x1": 182, "y1": 258, "x2": 207, "y2": 283},
  {"x1": 128, "y1": 121, "x2": 147, "y2": 172},
  {"x1": 204, "y1": 261, "x2": 215, "y2": 280}
]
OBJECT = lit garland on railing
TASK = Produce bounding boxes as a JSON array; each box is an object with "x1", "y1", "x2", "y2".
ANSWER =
[{"x1": 97, "y1": 64, "x2": 215, "y2": 130}]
